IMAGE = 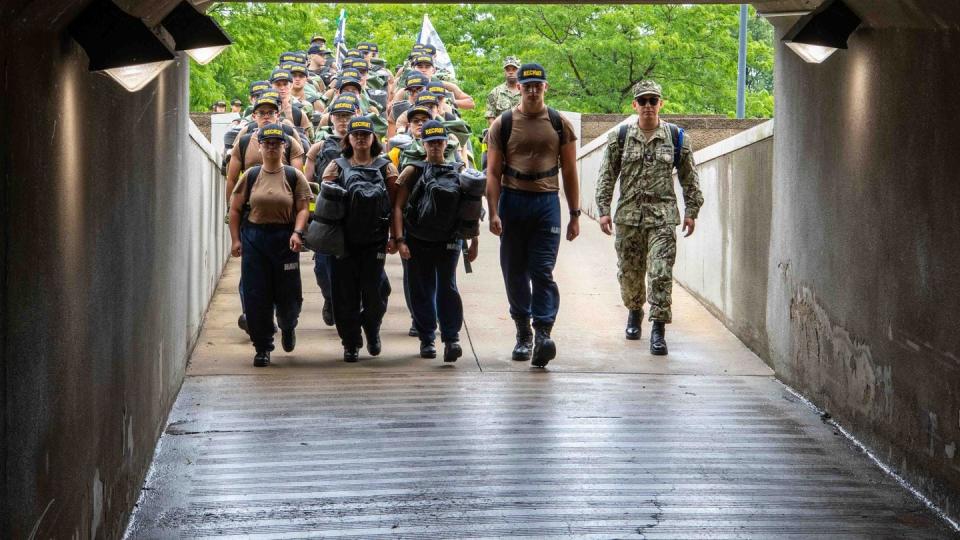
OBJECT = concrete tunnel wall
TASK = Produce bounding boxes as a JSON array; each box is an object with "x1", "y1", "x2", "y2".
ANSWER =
[
  {"x1": 767, "y1": 25, "x2": 960, "y2": 520},
  {"x1": 0, "y1": 28, "x2": 225, "y2": 538}
]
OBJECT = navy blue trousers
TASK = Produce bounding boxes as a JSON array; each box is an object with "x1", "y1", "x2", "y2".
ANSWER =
[
  {"x1": 240, "y1": 224, "x2": 303, "y2": 352},
  {"x1": 406, "y1": 237, "x2": 463, "y2": 343},
  {"x1": 498, "y1": 188, "x2": 561, "y2": 328},
  {"x1": 331, "y1": 243, "x2": 391, "y2": 348},
  {"x1": 312, "y1": 252, "x2": 333, "y2": 301}
]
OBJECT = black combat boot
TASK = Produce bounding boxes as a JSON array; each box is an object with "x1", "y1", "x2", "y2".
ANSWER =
[
  {"x1": 443, "y1": 341, "x2": 462, "y2": 363},
  {"x1": 364, "y1": 325, "x2": 381, "y2": 356},
  {"x1": 420, "y1": 340, "x2": 437, "y2": 359},
  {"x1": 253, "y1": 350, "x2": 270, "y2": 367},
  {"x1": 281, "y1": 328, "x2": 296, "y2": 352},
  {"x1": 625, "y1": 310, "x2": 642, "y2": 340},
  {"x1": 650, "y1": 321, "x2": 668, "y2": 356},
  {"x1": 343, "y1": 346, "x2": 360, "y2": 363},
  {"x1": 531, "y1": 325, "x2": 556, "y2": 368},
  {"x1": 512, "y1": 318, "x2": 533, "y2": 361},
  {"x1": 321, "y1": 299, "x2": 335, "y2": 326}
]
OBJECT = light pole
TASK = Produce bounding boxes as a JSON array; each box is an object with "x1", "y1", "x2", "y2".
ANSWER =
[{"x1": 737, "y1": 4, "x2": 748, "y2": 119}]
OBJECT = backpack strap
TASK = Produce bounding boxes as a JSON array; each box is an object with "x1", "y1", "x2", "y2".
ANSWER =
[
  {"x1": 498, "y1": 109, "x2": 513, "y2": 154},
  {"x1": 665, "y1": 122, "x2": 684, "y2": 171},
  {"x1": 283, "y1": 165, "x2": 299, "y2": 217},
  {"x1": 243, "y1": 165, "x2": 263, "y2": 205},
  {"x1": 292, "y1": 102, "x2": 303, "y2": 126},
  {"x1": 238, "y1": 133, "x2": 253, "y2": 169},
  {"x1": 547, "y1": 107, "x2": 566, "y2": 145},
  {"x1": 617, "y1": 123, "x2": 629, "y2": 170}
]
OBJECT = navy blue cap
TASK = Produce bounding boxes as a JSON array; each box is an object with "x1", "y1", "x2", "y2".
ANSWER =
[
  {"x1": 270, "y1": 69, "x2": 292, "y2": 83},
  {"x1": 249, "y1": 80, "x2": 270, "y2": 96},
  {"x1": 347, "y1": 116, "x2": 375, "y2": 134},
  {"x1": 258, "y1": 123, "x2": 286, "y2": 142},
  {"x1": 329, "y1": 97, "x2": 357, "y2": 116},
  {"x1": 421, "y1": 120, "x2": 447, "y2": 142},
  {"x1": 414, "y1": 91, "x2": 439, "y2": 106},
  {"x1": 518, "y1": 63, "x2": 547, "y2": 84},
  {"x1": 337, "y1": 77, "x2": 362, "y2": 91},
  {"x1": 308, "y1": 45, "x2": 322, "y2": 55}
]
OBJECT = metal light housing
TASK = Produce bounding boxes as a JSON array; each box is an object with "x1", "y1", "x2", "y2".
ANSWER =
[
  {"x1": 161, "y1": 1, "x2": 232, "y2": 65},
  {"x1": 68, "y1": 0, "x2": 175, "y2": 92},
  {"x1": 782, "y1": 0, "x2": 862, "y2": 63}
]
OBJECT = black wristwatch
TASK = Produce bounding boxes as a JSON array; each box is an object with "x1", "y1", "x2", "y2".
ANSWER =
[
  {"x1": 294, "y1": 229, "x2": 305, "y2": 238},
  {"x1": 569, "y1": 209, "x2": 582, "y2": 217}
]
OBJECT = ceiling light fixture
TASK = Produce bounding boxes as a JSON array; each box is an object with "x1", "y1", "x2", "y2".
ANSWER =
[
  {"x1": 161, "y1": 1, "x2": 232, "y2": 65},
  {"x1": 782, "y1": 0, "x2": 862, "y2": 64},
  {"x1": 68, "y1": 0, "x2": 175, "y2": 92}
]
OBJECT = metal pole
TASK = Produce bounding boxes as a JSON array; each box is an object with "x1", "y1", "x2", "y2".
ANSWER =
[{"x1": 737, "y1": 4, "x2": 748, "y2": 119}]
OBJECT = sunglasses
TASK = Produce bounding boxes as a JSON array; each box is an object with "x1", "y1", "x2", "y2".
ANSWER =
[{"x1": 636, "y1": 96, "x2": 660, "y2": 106}]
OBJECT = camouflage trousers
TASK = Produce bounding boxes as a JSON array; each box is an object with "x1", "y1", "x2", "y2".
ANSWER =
[{"x1": 614, "y1": 224, "x2": 677, "y2": 323}]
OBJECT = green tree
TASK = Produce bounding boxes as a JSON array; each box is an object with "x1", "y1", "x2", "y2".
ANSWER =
[{"x1": 190, "y1": 3, "x2": 775, "y2": 132}]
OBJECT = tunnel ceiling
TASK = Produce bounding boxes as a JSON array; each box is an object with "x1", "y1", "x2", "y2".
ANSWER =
[{"x1": 2, "y1": 0, "x2": 959, "y2": 50}]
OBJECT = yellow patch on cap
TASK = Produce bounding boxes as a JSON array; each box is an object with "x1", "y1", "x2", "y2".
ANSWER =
[
  {"x1": 352, "y1": 120, "x2": 372, "y2": 129},
  {"x1": 333, "y1": 102, "x2": 353, "y2": 111},
  {"x1": 263, "y1": 128, "x2": 283, "y2": 137},
  {"x1": 522, "y1": 69, "x2": 543, "y2": 77},
  {"x1": 424, "y1": 127, "x2": 445, "y2": 136},
  {"x1": 252, "y1": 84, "x2": 269, "y2": 92}
]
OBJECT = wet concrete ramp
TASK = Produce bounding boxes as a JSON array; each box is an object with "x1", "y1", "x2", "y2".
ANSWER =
[{"x1": 125, "y1": 223, "x2": 954, "y2": 537}]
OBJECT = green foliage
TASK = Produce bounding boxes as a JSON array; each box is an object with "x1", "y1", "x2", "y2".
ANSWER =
[{"x1": 190, "y1": 3, "x2": 775, "y2": 132}]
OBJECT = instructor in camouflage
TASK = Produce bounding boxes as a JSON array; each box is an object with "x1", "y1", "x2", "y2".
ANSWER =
[
  {"x1": 595, "y1": 80, "x2": 703, "y2": 356},
  {"x1": 484, "y1": 56, "x2": 522, "y2": 125}
]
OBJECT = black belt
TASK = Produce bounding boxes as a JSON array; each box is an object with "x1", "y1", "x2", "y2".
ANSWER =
[{"x1": 503, "y1": 164, "x2": 559, "y2": 181}]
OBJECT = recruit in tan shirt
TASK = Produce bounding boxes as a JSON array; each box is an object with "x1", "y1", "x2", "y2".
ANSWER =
[
  {"x1": 487, "y1": 106, "x2": 578, "y2": 193},
  {"x1": 233, "y1": 167, "x2": 313, "y2": 225}
]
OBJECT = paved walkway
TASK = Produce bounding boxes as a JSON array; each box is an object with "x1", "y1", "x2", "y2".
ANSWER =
[{"x1": 125, "y1": 221, "x2": 954, "y2": 538}]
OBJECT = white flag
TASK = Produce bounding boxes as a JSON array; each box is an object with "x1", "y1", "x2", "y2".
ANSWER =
[{"x1": 417, "y1": 14, "x2": 456, "y2": 79}]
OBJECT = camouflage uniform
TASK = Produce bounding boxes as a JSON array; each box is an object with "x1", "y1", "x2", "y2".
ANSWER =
[
  {"x1": 485, "y1": 83, "x2": 521, "y2": 120},
  {"x1": 595, "y1": 112, "x2": 703, "y2": 323}
]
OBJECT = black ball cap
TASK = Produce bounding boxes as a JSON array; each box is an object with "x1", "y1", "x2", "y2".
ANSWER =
[{"x1": 518, "y1": 63, "x2": 547, "y2": 84}]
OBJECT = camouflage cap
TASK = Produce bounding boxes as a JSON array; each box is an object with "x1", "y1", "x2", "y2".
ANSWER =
[
  {"x1": 419, "y1": 43, "x2": 437, "y2": 55},
  {"x1": 503, "y1": 56, "x2": 521, "y2": 69},
  {"x1": 231, "y1": 99, "x2": 242, "y2": 106},
  {"x1": 633, "y1": 80, "x2": 662, "y2": 98},
  {"x1": 215, "y1": 100, "x2": 226, "y2": 107},
  {"x1": 310, "y1": 34, "x2": 326, "y2": 44}
]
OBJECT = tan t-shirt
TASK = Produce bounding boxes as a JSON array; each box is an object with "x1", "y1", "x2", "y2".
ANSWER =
[
  {"x1": 233, "y1": 167, "x2": 313, "y2": 225},
  {"x1": 321, "y1": 158, "x2": 400, "y2": 183},
  {"x1": 487, "y1": 106, "x2": 578, "y2": 193},
  {"x1": 230, "y1": 127, "x2": 306, "y2": 170}
]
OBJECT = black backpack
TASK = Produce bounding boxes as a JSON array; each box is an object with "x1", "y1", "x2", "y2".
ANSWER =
[
  {"x1": 241, "y1": 165, "x2": 299, "y2": 225},
  {"x1": 404, "y1": 162, "x2": 462, "y2": 242},
  {"x1": 238, "y1": 127, "x2": 294, "y2": 168},
  {"x1": 312, "y1": 135, "x2": 343, "y2": 183},
  {"x1": 617, "y1": 122, "x2": 684, "y2": 170},
  {"x1": 335, "y1": 157, "x2": 392, "y2": 246},
  {"x1": 498, "y1": 107, "x2": 566, "y2": 181}
]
